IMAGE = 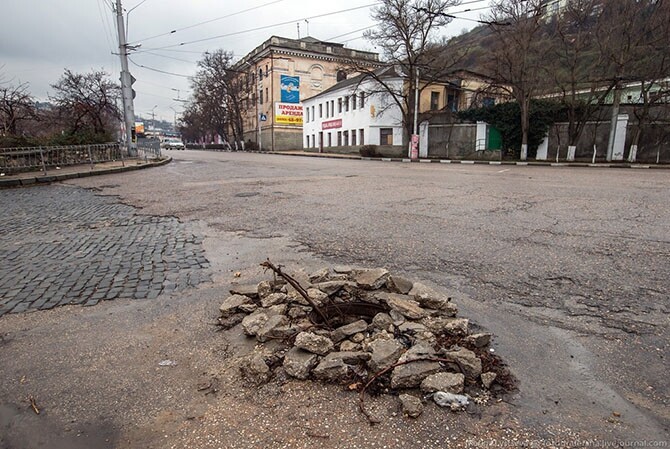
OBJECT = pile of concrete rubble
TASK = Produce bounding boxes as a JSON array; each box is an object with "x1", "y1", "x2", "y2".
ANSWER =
[{"x1": 219, "y1": 263, "x2": 507, "y2": 419}]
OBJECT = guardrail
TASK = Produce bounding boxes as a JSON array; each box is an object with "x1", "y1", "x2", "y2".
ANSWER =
[
  {"x1": 136, "y1": 140, "x2": 162, "y2": 161},
  {"x1": 0, "y1": 143, "x2": 124, "y2": 175}
]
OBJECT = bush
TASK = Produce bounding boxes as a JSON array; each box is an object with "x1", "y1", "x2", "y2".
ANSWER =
[{"x1": 359, "y1": 145, "x2": 380, "y2": 157}]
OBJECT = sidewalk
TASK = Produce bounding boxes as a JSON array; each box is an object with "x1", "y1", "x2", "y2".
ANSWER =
[
  {"x1": 274, "y1": 150, "x2": 670, "y2": 169},
  {"x1": 0, "y1": 157, "x2": 171, "y2": 188}
]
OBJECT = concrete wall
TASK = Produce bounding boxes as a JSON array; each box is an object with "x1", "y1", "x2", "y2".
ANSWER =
[
  {"x1": 425, "y1": 123, "x2": 501, "y2": 159},
  {"x1": 304, "y1": 145, "x2": 405, "y2": 157}
]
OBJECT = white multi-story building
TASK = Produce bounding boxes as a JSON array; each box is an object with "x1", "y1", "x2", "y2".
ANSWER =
[{"x1": 302, "y1": 67, "x2": 405, "y2": 152}]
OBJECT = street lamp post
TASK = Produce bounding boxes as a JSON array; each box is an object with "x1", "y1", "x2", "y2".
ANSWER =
[
  {"x1": 169, "y1": 106, "x2": 178, "y2": 133},
  {"x1": 151, "y1": 105, "x2": 157, "y2": 131}
]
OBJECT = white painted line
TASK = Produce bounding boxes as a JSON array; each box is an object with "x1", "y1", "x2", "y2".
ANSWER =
[
  {"x1": 551, "y1": 163, "x2": 565, "y2": 167},
  {"x1": 419, "y1": 159, "x2": 432, "y2": 163},
  {"x1": 402, "y1": 159, "x2": 411, "y2": 163},
  {"x1": 462, "y1": 161, "x2": 475, "y2": 164},
  {"x1": 497, "y1": 169, "x2": 511, "y2": 173},
  {"x1": 516, "y1": 162, "x2": 529, "y2": 166},
  {"x1": 489, "y1": 161, "x2": 502, "y2": 165},
  {"x1": 440, "y1": 160, "x2": 451, "y2": 164},
  {"x1": 631, "y1": 165, "x2": 650, "y2": 169},
  {"x1": 381, "y1": 158, "x2": 392, "y2": 162}
]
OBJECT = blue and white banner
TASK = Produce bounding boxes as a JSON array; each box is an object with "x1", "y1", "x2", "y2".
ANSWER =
[{"x1": 280, "y1": 75, "x2": 300, "y2": 104}]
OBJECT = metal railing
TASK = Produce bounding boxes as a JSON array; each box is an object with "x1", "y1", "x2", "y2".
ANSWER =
[
  {"x1": 136, "y1": 139, "x2": 162, "y2": 162},
  {"x1": 0, "y1": 143, "x2": 124, "y2": 175}
]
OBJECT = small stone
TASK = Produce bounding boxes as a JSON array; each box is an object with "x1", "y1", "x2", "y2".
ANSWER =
[
  {"x1": 238, "y1": 303, "x2": 258, "y2": 314},
  {"x1": 295, "y1": 332, "x2": 335, "y2": 355},
  {"x1": 266, "y1": 304, "x2": 288, "y2": 316},
  {"x1": 389, "y1": 309, "x2": 406, "y2": 325},
  {"x1": 441, "y1": 347, "x2": 482, "y2": 380},
  {"x1": 387, "y1": 275, "x2": 414, "y2": 294},
  {"x1": 368, "y1": 339, "x2": 405, "y2": 372},
  {"x1": 465, "y1": 333, "x2": 492, "y2": 348},
  {"x1": 229, "y1": 285, "x2": 259, "y2": 299},
  {"x1": 339, "y1": 341, "x2": 360, "y2": 352},
  {"x1": 379, "y1": 293, "x2": 427, "y2": 320},
  {"x1": 333, "y1": 265, "x2": 353, "y2": 274},
  {"x1": 323, "y1": 351, "x2": 371, "y2": 364},
  {"x1": 399, "y1": 343, "x2": 436, "y2": 362},
  {"x1": 283, "y1": 348, "x2": 319, "y2": 380},
  {"x1": 256, "y1": 315, "x2": 289, "y2": 342},
  {"x1": 421, "y1": 372, "x2": 465, "y2": 394},
  {"x1": 421, "y1": 317, "x2": 469, "y2": 335},
  {"x1": 409, "y1": 283, "x2": 458, "y2": 316},
  {"x1": 242, "y1": 311, "x2": 269, "y2": 336},
  {"x1": 390, "y1": 361, "x2": 441, "y2": 389},
  {"x1": 312, "y1": 358, "x2": 350, "y2": 382},
  {"x1": 354, "y1": 268, "x2": 390, "y2": 290},
  {"x1": 287, "y1": 306, "x2": 307, "y2": 319},
  {"x1": 307, "y1": 288, "x2": 328, "y2": 305},
  {"x1": 217, "y1": 313, "x2": 246, "y2": 329},
  {"x1": 313, "y1": 281, "x2": 351, "y2": 296},
  {"x1": 261, "y1": 292, "x2": 288, "y2": 308},
  {"x1": 350, "y1": 332, "x2": 365, "y2": 343},
  {"x1": 257, "y1": 280, "x2": 273, "y2": 299},
  {"x1": 240, "y1": 354, "x2": 270, "y2": 385},
  {"x1": 371, "y1": 313, "x2": 394, "y2": 330},
  {"x1": 481, "y1": 372, "x2": 497, "y2": 389},
  {"x1": 398, "y1": 322, "x2": 427, "y2": 333},
  {"x1": 309, "y1": 268, "x2": 330, "y2": 283},
  {"x1": 399, "y1": 394, "x2": 423, "y2": 418},
  {"x1": 219, "y1": 294, "x2": 252, "y2": 317},
  {"x1": 331, "y1": 320, "x2": 369, "y2": 342}
]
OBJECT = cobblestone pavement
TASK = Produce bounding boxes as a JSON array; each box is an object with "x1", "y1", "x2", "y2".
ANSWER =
[{"x1": 0, "y1": 185, "x2": 210, "y2": 316}]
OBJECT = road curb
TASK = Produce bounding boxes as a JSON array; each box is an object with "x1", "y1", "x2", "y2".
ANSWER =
[{"x1": 0, "y1": 157, "x2": 172, "y2": 189}]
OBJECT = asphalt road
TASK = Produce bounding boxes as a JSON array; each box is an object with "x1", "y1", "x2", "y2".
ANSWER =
[{"x1": 1, "y1": 150, "x2": 668, "y2": 448}]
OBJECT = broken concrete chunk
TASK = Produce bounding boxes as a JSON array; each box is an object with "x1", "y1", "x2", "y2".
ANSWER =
[
  {"x1": 242, "y1": 311, "x2": 269, "y2": 336},
  {"x1": 261, "y1": 292, "x2": 288, "y2": 308},
  {"x1": 307, "y1": 288, "x2": 328, "y2": 305},
  {"x1": 398, "y1": 343, "x2": 436, "y2": 362},
  {"x1": 481, "y1": 372, "x2": 497, "y2": 389},
  {"x1": 331, "y1": 319, "x2": 369, "y2": 342},
  {"x1": 465, "y1": 333, "x2": 492, "y2": 348},
  {"x1": 441, "y1": 347, "x2": 482, "y2": 380},
  {"x1": 257, "y1": 280, "x2": 273, "y2": 299},
  {"x1": 240, "y1": 354, "x2": 270, "y2": 385},
  {"x1": 283, "y1": 347, "x2": 319, "y2": 380},
  {"x1": 421, "y1": 372, "x2": 465, "y2": 394},
  {"x1": 355, "y1": 268, "x2": 390, "y2": 290},
  {"x1": 266, "y1": 304, "x2": 288, "y2": 316},
  {"x1": 255, "y1": 315, "x2": 289, "y2": 342},
  {"x1": 339, "y1": 341, "x2": 361, "y2": 352},
  {"x1": 387, "y1": 275, "x2": 414, "y2": 294},
  {"x1": 390, "y1": 361, "x2": 441, "y2": 389},
  {"x1": 351, "y1": 332, "x2": 365, "y2": 343},
  {"x1": 333, "y1": 265, "x2": 353, "y2": 274},
  {"x1": 379, "y1": 293, "x2": 427, "y2": 320},
  {"x1": 399, "y1": 394, "x2": 423, "y2": 418},
  {"x1": 238, "y1": 303, "x2": 258, "y2": 314},
  {"x1": 287, "y1": 306, "x2": 307, "y2": 319},
  {"x1": 312, "y1": 358, "x2": 350, "y2": 382},
  {"x1": 294, "y1": 332, "x2": 334, "y2": 356},
  {"x1": 371, "y1": 312, "x2": 394, "y2": 330},
  {"x1": 219, "y1": 294, "x2": 253, "y2": 318},
  {"x1": 229, "y1": 284, "x2": 259, "y2": 299},
  {"x1": 309, "y1": 267, "x2": 330, "y2": 283},
  {"x1": 313, "y1": 281, "x2": 351, "y2": 296},
  {"x1": 323, "y1": 351, "x2": 371, "y2": 364},
  {"x1": 409, "y1": 283, "x2": 458, "y2": 316},
  {"x1": 398, "y1": 322, "x2": 427, "y2": 334},
  {"x1": 433, "y1": 391, "x2": 469, "y2": 410},
  {"x1": 389, "y1": 309, "x2": 406, "y2": 325},
  {"x1": 367, "y1": 338, "x2": 405, "y2": 372},
  {"x1": 421, "y1": 317, "x2": 469, "y2": 336}
]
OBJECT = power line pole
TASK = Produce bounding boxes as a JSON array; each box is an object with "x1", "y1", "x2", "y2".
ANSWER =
[{"x1": 114, "y1": 0, "x2": 136, "y2": 155}]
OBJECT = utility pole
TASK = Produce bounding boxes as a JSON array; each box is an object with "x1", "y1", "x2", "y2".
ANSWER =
[
  {"x1": 410, "y1": 66, "x2": 419, "y2": 159},
  {"x1": 114, "y1": 0, "x2": 136, "y2": 155}
]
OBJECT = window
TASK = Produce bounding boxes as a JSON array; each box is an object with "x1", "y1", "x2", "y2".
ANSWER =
[
  {"x1": 359, "y1": 92, "x2": 365, "y2": 109},
  {"x1": 265, "y1": 88, "x2": 268, "y2": 103},
  {"x1": 328, "y1": 133, "x2": 332, "y2": 147},
  {"x1": 359, "y1": 129, "x2": 364, "y2": 145},
  {"x1": 482, "y1": 97, "x2": 495, "y2": 107},
  {"x1": 331, "y1": 100, "x2": 335, "y2": 117},
  {"x1": 260, "y1": 90, "x2": 264, "y2": 104},
  {"x1": 337, "y1": 131, "x2": 342, "y2": 146},
  {"x1": 338, "y1": 98, "x2": 342, "y2": 114},
  {"x1": 351, "y1": 130, "x2": 357, "y2": 146},
  {"x1": 311, "y1": 106, "x2": 315, "y2": 120},
  {"x1": 447, "y1": 94, "x2": 457, "y2": 112},
  {"x1": 344, "y1": 96, "x2": 349, "y2": 112},
  {"x1": 305, "y1": 136, "x2": 309, "y2": 148},
  {"x1": 343, "y1": 130, "x2": 349, "y2": 146},
  {"x1": 352, "y1": 95, "x2": 357, "y2": 110},
  {"x1": 265, "y1": 64, "x2": 269, "y2": 76},
  {"x1": 306, "y1": 107, "x2": 310, "y2": 123},
  {"x1": 325, "y1": 102, "x2": 329, "y2": 118},
  {"x1": 259, "y1": 68, "x2": 263, "y2": 80},
  {"x1": 430, "y1": 91, "x2": 440, "y2": 111},
  {"x1": 312, "y1": 134, "x2": 316, "y2": 148},
  {"x1": 319, "y1": 103, "x2": 323, "y2": 118},
  {"x1": 380, "y1": 128, "x2": 393, "y2": 145}
]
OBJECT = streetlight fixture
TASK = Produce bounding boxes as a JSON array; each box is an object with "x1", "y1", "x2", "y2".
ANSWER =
[{"x1": 150, "y1": 105, "x2": 157, "y2": 130}]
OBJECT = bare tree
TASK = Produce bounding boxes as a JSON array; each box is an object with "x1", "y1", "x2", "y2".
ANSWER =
[
  {"x1": 0, "y1": 76, "x2": 36, "y2": 137},
  {"x1": 189, "y1": 50, "x2": 245, "y2": 145},
  {"x1": 350, "y1": 0, "x2": 463, "y2": 147},
  {"x1": 50, "y1": 69, "x2": 121, "y2": 139},
  {"x1": 485, "y1": 0, "x2": 546, "y2": 160}
]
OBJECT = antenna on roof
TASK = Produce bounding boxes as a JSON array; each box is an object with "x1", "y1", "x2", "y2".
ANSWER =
[
  {"x1": 305, "y1": 19, "x2": 310, "y2": 37},
  {"x1": 297, "y1": 22, "x2": 300, "y2": 39}
]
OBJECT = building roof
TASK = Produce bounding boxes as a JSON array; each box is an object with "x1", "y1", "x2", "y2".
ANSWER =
[
  {"x1": 234, "y1": 35, "x2": 380, "y2": 70},
  {"x1": 302, "y1": 66, "x2": 404, "y2": 102}
]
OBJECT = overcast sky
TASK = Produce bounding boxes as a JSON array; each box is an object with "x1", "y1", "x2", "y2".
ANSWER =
[{"x1": 0, "y1": 0, "x2": 487, "y2": 123}]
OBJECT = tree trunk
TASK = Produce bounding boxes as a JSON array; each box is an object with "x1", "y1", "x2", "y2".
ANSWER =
[{"x1": 520, "y1": 98, "x2": 529, "y2": 161}]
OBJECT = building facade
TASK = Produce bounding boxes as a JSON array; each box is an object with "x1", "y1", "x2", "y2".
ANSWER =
[{"x1": 232, "y1": 36, "x2": 380, "y2": 151}]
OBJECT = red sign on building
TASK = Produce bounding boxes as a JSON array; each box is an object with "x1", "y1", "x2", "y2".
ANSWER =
[{"x1": 322, "y1": 119, "x2": 342, "y2": 130}]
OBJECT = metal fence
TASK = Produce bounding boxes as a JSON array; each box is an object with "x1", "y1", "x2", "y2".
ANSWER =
[
  {"x1": 136, "y1": 139, "x2": 162, "y2": 161},
  {"x1": 0, "y1": 143, "x2": 124, "y2": 175}
]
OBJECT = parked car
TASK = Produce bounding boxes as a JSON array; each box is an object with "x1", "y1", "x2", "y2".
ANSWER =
[{"x1": 161, "y1": 138, "x2": 185, "y2": 150}]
